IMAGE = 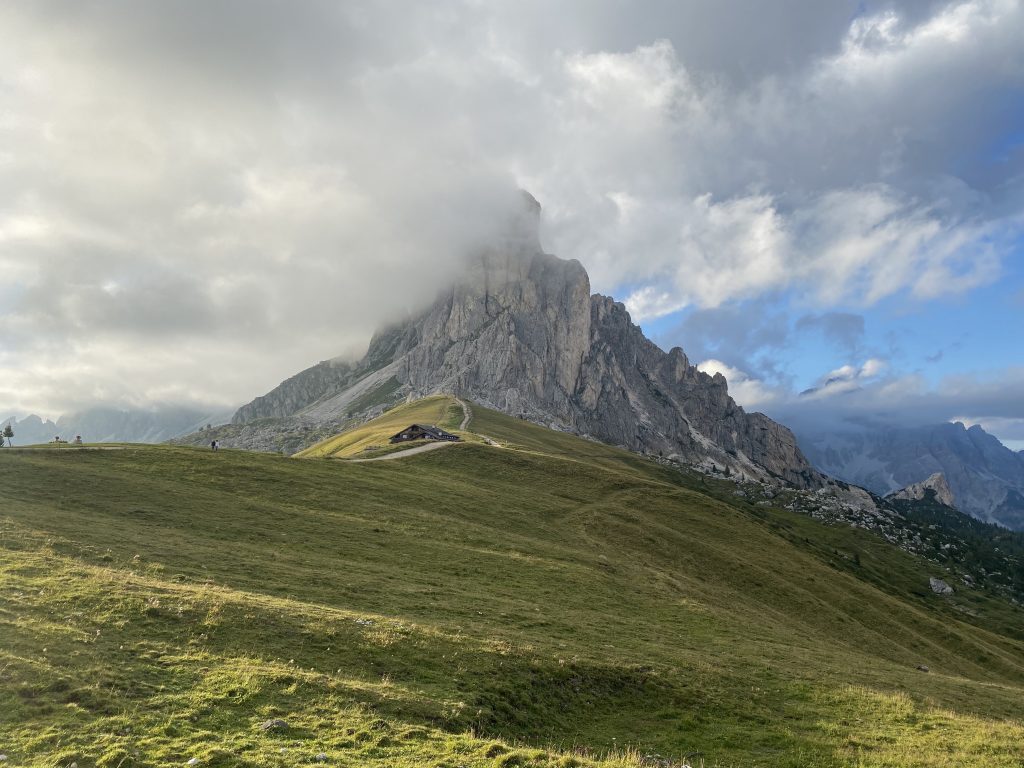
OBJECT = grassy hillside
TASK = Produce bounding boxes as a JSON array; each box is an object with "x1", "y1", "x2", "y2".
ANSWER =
[
  {"x1": 296, "y1": 395, "x2": 470, "y2": 458},
  {"x1": 2, "y1": 399, "x2": 1024, "y2": 767}
]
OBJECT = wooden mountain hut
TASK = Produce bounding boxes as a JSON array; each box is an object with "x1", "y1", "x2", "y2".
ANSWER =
[{"x1": 388, "y1": 424, "x2": 461, "y2": 444}]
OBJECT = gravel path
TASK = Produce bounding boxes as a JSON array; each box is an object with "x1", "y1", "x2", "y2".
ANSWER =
[
  {"x1": 453, "y1": 397, "x2": 472, "y2": 430},
  {"x1": 454, "y1": 397, "x2": 503, "y2": 447},
  {"x1": 346, "y1": 441, "x2": 453, "y2": 463}
]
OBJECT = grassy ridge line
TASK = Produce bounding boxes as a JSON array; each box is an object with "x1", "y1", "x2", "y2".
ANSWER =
[{"x1": 2, "y1": 401, "x2": 1024, "y2": 765}]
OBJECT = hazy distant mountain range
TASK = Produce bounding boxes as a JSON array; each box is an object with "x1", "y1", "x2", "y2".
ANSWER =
[
  {"x1": 1, "y1": 406, "x2": 232, "y2": 446},
  {"x1": 798, "y1": 421, "x2": 1024, "y2": 530}
]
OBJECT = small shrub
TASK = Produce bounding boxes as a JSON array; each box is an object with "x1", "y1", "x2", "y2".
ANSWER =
[
  {"x1": 494, "y1": 751, "x2": 529, "y2": 767},
  {"x1": 483, "y1": 742, "x2": 508, "y2": 758}
]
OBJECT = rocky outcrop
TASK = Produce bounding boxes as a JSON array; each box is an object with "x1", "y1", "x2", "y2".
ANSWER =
[
  {"x1": 888, "y1": 473, "x2": 957, "y2": 508},
  {"x1": 234, "y1": 360, "x2": 356, "y2": 423},
  {"x1": 568, "y1": 296, "x2": 817, "y2": 485},
  {"x1": 213, "y1": 194, "x2": 822, "y2": 486}
]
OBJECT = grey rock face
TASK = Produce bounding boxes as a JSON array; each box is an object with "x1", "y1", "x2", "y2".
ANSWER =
[
  {"x1": 887, "y1": 472, "x2": 957, "y2": 508},
  {"x1": 234, "y1": 360, "x2": 356, "y2": 423},
  {"x1": 210, "y1": 196, "x2": 821, "y2": 486},
  {"x1": 799, "y1": 422, "x2": 1024, "y2": 529},
  {"x1": 569, "y1": 296, "x2": 817, "y2": 485},
  {"x1": 929, "y1": 577, "x2": 954, "y2": 595}
]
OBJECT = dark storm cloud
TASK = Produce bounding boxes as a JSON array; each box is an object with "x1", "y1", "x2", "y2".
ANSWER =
[
  {"x1": 795, "y1": 313, "x2": 866, "y2": 354},
  {"x1": 663, "y1": 301, "x2": 791, "y2": 376}
]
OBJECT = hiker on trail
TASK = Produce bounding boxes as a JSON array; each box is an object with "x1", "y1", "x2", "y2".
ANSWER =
[{"x1": 211, "y1": 440, "x2": 217, "y2": 451}]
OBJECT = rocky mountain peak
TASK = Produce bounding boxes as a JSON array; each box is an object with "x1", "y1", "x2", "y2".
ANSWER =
[
  {"x1": 219, "y1": 194, "x2": 823, "y2": 487},
  {"x1": 887, "y1": 472, "x2": 957, "y2": 508}
]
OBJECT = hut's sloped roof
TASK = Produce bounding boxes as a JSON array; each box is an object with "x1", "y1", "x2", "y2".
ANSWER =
[{"x1": 389, "y1": 424, "x2": 458, "y2": 441}]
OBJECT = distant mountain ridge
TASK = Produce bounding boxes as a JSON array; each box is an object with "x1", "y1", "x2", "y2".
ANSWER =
[
  {"x1": 1, "y1": 406, "x2": 228, "y2": 446},
  {"x1": 206, "y1": 194, "x2": 821, "y2": 487},
  {"x1": 798, "y1": 421, "x2": 1024, "y2": 530}
]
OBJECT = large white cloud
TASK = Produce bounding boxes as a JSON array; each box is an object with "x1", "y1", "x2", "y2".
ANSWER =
[
  {"x1": 696, "y1": 359, "x2": 782, "y2": 409},
  {"x1": 0, "y1": 1, "x2": 1021, "y2": 416}
]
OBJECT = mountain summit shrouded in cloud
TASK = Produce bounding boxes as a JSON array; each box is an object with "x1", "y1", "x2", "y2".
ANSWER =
[{"x1": 0, "y1": 1, "x2": 1021, "y2": 449}]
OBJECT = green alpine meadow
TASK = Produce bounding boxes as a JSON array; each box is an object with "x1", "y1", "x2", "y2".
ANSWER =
[
  {"x1": 5, "y1": 4, "x2": 1024, "y2": 767},
  {"x1": 3, "y1": 398, "x2": 1023, "y2": 767}
]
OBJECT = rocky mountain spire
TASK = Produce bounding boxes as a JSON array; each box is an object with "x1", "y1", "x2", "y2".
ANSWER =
[{"x1": 227, "y1": 194, "x2": 822, "y2": 486}]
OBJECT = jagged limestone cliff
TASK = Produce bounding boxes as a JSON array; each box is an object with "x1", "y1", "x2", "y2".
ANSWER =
[{"x1": 209, "y1": 195, "x2": 821, "y2": 486}]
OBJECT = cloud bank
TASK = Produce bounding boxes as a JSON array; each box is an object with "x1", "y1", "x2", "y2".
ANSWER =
[{"x1": 0, "y1": 1, "x2": 1021, "y2": 424}]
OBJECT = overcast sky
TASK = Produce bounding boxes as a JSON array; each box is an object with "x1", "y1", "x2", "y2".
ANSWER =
[{"x1": 1, "y1": 1, "x2": 1022, "y2": 447}]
